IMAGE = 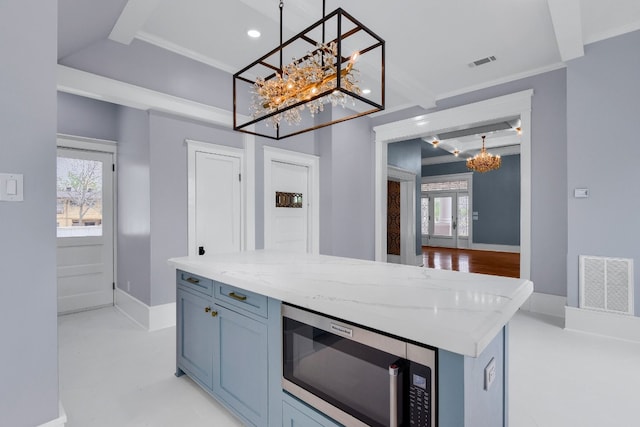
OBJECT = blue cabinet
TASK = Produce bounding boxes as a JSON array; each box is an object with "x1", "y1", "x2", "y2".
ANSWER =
[
  {"x1": 176, "y1": 270, "x2": 276, "y2": 426},
  {"x1": 176, "y1": 287, "x2": 215, "y2": 390},
  {"x1": 213, "y1": 303, "x2": 269, "y2": 426}
]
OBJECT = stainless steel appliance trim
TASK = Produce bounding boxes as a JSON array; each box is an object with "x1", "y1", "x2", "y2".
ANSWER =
[
  {"x1": 389, "y1": 364, "x2": 399, "y2": 427},
  {"x1": 283, "y1": 378, "x2": 370, "y2": 427},
  {"x1": 407, "y1": 342, "x2": 437, "y2": 425},
  {"x1": 282, "y1": 304, "x2": 406, "y2": 358}
]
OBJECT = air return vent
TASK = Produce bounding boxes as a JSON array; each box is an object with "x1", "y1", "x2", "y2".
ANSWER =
[
  {"x1": 579, "y1": 255, "x2": 633, "y2": 315},
  {"x1": 468, "y1": 55, "x2": 497, "y2": 68}
]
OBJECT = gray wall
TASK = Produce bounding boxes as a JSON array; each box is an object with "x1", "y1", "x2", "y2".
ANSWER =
[
  {"x1": 117, "y1": 107, "x2": 152, "y2": 304},
  {"x1": 423, "y1": 155, "x2": 521, "y2": 246},
  {"x1": 566, "y1": 30, "x2": 640, "y2": 315},
  {"x1": 388, "y1": 139, "x2": 422, "y2": 255},
  {"x1": 0, "y1": 1, "x2": 59, "y2": 425},
  {"x1": 58, "y1": 92, "x2": 119, "y2": 141},
  {"x1": 321, "y1": 112, "x2": 376, "y2": 260}
]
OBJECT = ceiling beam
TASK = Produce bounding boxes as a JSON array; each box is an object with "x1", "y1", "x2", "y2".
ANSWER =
[
  {"x1": 547, "y1": 0, "x2": 584, "y2": 61},
  {"x1": 109, "y1": 0, "x2": 163, "y2": 45}
]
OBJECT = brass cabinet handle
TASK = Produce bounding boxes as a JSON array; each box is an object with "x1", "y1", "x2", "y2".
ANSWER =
[
  {"x1": 186, "y1": 277, "x2": 200, "y2": 284},
  {"x1": 204, "y1": 306, "x2": 211, "y2": 313},
  {"x1": 210, "y1": 310, "x2": 218, "y2": 317},
  {"x1": 228, "y1": 292, "x2": 247, "y2": 302}
]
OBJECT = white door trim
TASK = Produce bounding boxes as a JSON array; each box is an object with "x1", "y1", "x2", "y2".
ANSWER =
[
  {"x1": 187, "y1": 139, "x2": 254, "y2": 256},
  {"x1": 387, "y1": 166, "x2": 417, "y2": 265},
  {"x1": 373, "y1": 90, "x2": 532, "y2": 280},
  {"x1": 264, "y1": 146, "x2": 320, "y2": 255}
]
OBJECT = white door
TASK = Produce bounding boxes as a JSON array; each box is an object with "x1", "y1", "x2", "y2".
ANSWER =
[
  {"x1": 56, "y1": 148, "x2": 114, "y2": 313},
  {"x1": 195, "y1": 151, "x2": 242, "y2": 256},
  {"x1": 267, "y1": 161, "x2": 309, "y2": 252},
  {"x1": 423, "y1": 192, "x2": 470, "y2": 249}
]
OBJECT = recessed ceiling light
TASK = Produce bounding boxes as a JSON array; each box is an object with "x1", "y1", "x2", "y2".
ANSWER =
[
  {"x1": 362, "y1": 88, "x2": 371, "y2": 95},
  {"x1": 247, "y1": 29, "x2": 261, "y2": 38}
]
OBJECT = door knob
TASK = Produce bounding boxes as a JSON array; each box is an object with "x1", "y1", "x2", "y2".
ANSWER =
[
  {"x1": 205, "y1": 306, "x2": 211, "y2": 313},
  {"x1": 198, "y1": 246, "x2": 206, "y2": 256}
]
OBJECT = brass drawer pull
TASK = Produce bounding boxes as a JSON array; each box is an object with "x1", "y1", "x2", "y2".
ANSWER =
[
  {"x1": 204, "y1": 306, "x2": 211, "y2": 313},
  {"x1": 228, "y1": 292, "x2": 247, "y2": 302},
  {"x1": 211, "y1": 310, "x2": 218, "y2": 317},
  {"x1": 185, "y1": 277, "x2": 200, "y2": 285}
]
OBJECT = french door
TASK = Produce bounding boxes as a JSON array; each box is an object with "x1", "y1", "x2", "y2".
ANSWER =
[
  {"x1": 56, "y1": 148, "x2": 114, "y2": 313},
  {"x1": 422, "y1": 192, "x2": 469, "y2": 248}
]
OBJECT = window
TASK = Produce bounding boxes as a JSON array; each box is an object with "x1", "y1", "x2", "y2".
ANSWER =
[
  {"x1": 421, "y1": 197, "x2": 429, "y2": 235},
  {"x1": 57, "y1": 157, "x2": 103, "y2": 237},
  {"x1": 421, "y1": 180, "x2": 468, "y2": 192}
]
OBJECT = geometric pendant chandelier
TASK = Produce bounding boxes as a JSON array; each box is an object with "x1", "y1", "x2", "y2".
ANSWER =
[
  {"x1": 233, "y1": 1, "x2": 385, "y2": 140},
  {"x1": 466, "y1": 135, "x2": 501, "y2": 173}
]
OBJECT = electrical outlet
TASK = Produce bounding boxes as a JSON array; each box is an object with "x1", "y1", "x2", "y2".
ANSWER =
[{"x1": 484, "y1": 358, "x2": 496, "y2": 391}]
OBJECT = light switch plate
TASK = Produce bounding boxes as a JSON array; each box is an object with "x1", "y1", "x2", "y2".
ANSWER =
[
  {"x1": 484, "y1": 357, "x2": 496, "y2": 391},
  {"x1": 0, "y1": 173, "x2": 24, "y2": 202},
  {"x1": 574, "y1": 188, "x2": 589, "y2": 198}
]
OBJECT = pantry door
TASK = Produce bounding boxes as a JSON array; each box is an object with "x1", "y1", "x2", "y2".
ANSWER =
[
  {"x1": 56, "y1": 147, "x2": 114, "y2": 314},
  {"x1": 263, "y1": 147, "x2": 319, "y2": 254}
]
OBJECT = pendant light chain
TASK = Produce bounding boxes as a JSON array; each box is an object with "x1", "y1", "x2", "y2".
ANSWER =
[{"x1": 279, "y1": 0, "x2": 284, "y2": 71}]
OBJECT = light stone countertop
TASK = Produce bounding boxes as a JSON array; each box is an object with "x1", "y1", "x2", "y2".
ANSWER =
[{"x1": 169, "y1": 250, "x2": 533, "y2": 357}]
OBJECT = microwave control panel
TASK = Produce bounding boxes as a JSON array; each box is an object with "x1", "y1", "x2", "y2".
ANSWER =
[{"x1": 408, "y1": 363, "x2": 432, "y2": 426}]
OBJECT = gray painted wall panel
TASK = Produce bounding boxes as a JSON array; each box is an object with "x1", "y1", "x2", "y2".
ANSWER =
[
  {"x1": 117, "y1": 107, "x2": 152, "y2": 304},
  {"x1": 327, "y1": 116, "x2": 376, "y2": 260},
  {"x1": 58, "y1": 92, "x2": 119, "y2": 141},
  {"x1": 423, "y1": 156, "x2": 521, "y2": 246},
  {"x1": 388, "y1": 139, "x2": 422, "y2": 254},
  {"x1": 0, "y1": 1, "x2": 59, "y2": 425},
  {"x1": 566, "y1": 30, "x2": 640, "y2": 314}
]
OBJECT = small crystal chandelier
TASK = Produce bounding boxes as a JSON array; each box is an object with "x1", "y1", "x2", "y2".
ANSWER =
[
  {"x1": 466, "y1": 136, "x2": 501, "y2": 173},
  {"x1": 233, "y1": 0, "x2": 385, "y2": 140}
]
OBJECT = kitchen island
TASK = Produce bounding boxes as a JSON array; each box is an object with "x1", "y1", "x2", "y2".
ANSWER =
[{"x1": 169, "y1": 250, "x2": 533, "y2": 427}]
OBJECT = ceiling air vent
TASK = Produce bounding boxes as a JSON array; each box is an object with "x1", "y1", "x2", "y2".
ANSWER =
[{"x1": 468, "y1": 56, "x2": 497, "y2": 68}]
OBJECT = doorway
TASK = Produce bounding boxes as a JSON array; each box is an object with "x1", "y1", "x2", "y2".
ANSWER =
[
  {"x1": 423, "y1": 192, "x2": 470, "y2": 248},
  {"x1": 263, "y1": 147, "x2": 319, "y2": 254},
  {"x1": 187, "y1": 141, "x2": 245, "y2": 257},
  {"x1": 56, "y1": 146, "x2": 115, "y2": 314},
  {"x1": 374, "y1": 90, "x2": 532, "y2": 279}
]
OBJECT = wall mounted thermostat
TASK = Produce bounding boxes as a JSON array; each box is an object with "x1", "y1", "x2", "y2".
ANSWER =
[
  {"x1": 574, "y1": 188, "x2": 589, "y2": 198},
  {"x1": 0, "y1": 173, "x2": 24, "y2": 202}
]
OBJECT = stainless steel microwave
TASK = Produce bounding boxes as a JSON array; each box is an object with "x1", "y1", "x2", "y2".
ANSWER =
[{"x1": 282, "y1": 304, "x2": 437, "y2": 427}]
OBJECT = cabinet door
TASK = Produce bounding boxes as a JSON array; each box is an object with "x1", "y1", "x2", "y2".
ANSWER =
[
  {"x1": 213, "y1": 304, "x2": 268, "y2": 426},
  {"x1": 282, "y1": 401, "x2": 325, "y2": 427},
  {"x1": 177, "y1": 288, "x2": 215, "y2": 390}
]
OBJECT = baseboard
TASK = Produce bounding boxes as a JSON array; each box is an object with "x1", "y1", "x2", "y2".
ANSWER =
[
  {"x1": 115, "y1": 288, "x2": 176, "y2": 331},
  {"x1": 469, "y1": 243, "x2": 520, "y2": 253},
  {"x1": 387, "y1": 254, "x2": 423, "y2": 266},
  {"x1": 565, "y1": 306, "x2": 640, "y2": 343},
  {"x1": 387, "y1": 254, "x2": 401, "y2": 264},
  {"x1": 38, "y1": 401, "x2": 67, "y2": 427},
  {"x1": 519, "y1": 292, "x2": 566, "y2": 318}
]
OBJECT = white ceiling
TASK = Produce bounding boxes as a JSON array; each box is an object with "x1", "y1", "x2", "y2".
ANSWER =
[{"x1": 101, "y1": 0, "x2": 640, "y2": 114}]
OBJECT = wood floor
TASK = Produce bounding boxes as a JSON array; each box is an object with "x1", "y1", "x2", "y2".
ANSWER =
[{"x1": 422, "y1": 246, "x2": 520, "y2": 278}]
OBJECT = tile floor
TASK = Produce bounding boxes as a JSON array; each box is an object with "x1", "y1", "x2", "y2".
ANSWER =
[{"x1": 58, "y1": 307, "x2": 639, "y2": 427}]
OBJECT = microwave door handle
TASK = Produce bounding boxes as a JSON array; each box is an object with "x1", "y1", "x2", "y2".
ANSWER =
[{"x1": 389, "y1": 364, "x2": 400, "y2": 427}]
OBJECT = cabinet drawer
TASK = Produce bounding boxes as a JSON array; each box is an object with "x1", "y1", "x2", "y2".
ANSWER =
[
  {"x1": 177, "y1": 270, "x2": 213, "y2": 296},
  {"x1": 214, "y1": 282, "x2": 268, "y2": 318}
]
